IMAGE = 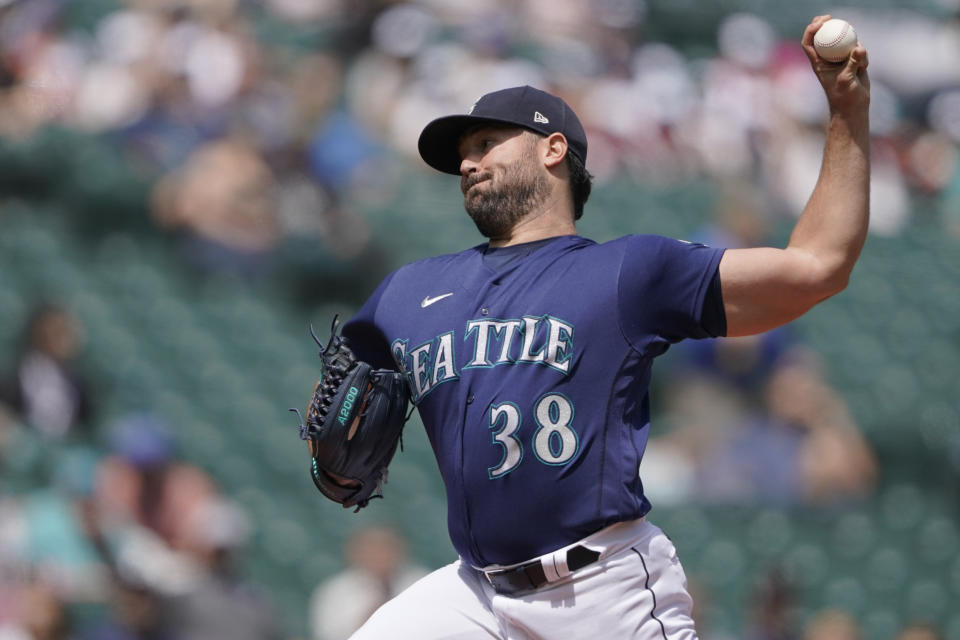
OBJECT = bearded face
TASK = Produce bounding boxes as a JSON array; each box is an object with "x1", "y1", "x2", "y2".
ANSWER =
[{"x1": 460, "y1": 133, "x2": 552, "y2": 239}]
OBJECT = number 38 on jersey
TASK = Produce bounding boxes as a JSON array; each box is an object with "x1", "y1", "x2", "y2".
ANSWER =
[{"x1": 487, "y1": 393, "x2": 579, "y2": 479}]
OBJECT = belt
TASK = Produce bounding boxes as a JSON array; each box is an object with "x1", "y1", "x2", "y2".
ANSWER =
[{"x1": 483, "y1": 545, "x2": 602, "y2": 596}]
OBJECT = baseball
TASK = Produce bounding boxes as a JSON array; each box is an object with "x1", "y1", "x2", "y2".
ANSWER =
[{"x1": 813, "y1": 18, "x2": 858, "y2": 62}]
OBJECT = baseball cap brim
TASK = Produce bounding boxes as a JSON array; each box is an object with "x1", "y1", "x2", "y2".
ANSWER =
[
  {"x1": 418, "y1": 85, "x2": 588, "y2": 176},
  {"x1": 417, "y1": 114, "x2": 531, "y2": 176}
]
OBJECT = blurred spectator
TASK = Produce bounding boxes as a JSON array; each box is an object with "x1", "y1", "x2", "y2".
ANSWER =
[
  {"x1": 896, "y1": 623, "x2": 944, "y2": 640},
  {"x1": 79, "y1": 577, "x2": 171, "y2": 640},
  {"x1": 6, "y1": 581, "x2": 68, "y2": 640},
  {"x1": 2, "y1": 0, "x2": 957, "y2": 248},
  {"x1": 308, "y1": 524, "x2": 428, "y2": 640},
  {"x1": 0, "y1": 304, "x2": 94, "y2": 441},
  {"x1": 640, "y1": 373, "x2": 745, "y2": 506},
  {"x1": 647, "y1": 348, "x2": 877, "y2": 507},
  {"x1": 677, "y1": 331, "x2": 794, "y2": 396},
  {"x1": 696, "y1": 349, "x2": 877, "y2": 505},
  {"x1": 2, "y1": 448, "x2": 111, "y2": 603},
  {"x1": 802, "y1": 609, "x2": 861, "y2": 640},
  {"x1": 161, "y1": 497, "x2": 284, "y2": 640},
  {"x1": 89, "y1": 413, "x2": 283, "y2": 639},
  {"x1": 94, "y1": 413, "x2": 213, "y2": 594},
  {"x1": 696, "y1": 181, "x2": 776, "y2": 249},
  {"x1": 150, "y1": 137, "x2": 280, "y2": 279}
]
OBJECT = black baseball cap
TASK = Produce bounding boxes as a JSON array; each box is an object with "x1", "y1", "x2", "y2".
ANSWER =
[{"x1": 417, "y1": 85, "x2": 588, "y2": 175}]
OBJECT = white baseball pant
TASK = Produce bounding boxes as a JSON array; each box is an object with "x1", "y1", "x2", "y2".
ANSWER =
[{"x1": 349, "y1": 517, "x2": 699, "y2": 640}]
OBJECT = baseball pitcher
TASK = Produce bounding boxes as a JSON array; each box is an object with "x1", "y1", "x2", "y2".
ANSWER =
[{"x1": 295, "y1": 15, "x2": 870, "y2": 639}]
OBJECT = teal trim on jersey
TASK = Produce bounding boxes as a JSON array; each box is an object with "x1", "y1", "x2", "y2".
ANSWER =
[
  {"x1": 391, "y1": 337, "x2": 409, "y2": 365},
  {"x1": 391, "y1": 337, "x2": 414, "y2": 399},
  {"x1": 394, "y1": 333, "x2": 459, "y2": 403},
  {"x1": 487, "y1": 401, "x2": 524, "y2": 480},
  {"x1": 431, "y1": 331, "x2": 460, "y2": 392},
  {"x1": 511, "y1": 315, "x2": 575, "y2": 376},
  {"x1": 463, "y1": 317, "x2": 521, "y2": 370},
  {"x1": 531, "y1": 392, "x2": 579, "y2": 467},
  {"x1": 407, "y1": 338, "x2": 435, "y2": 401},
  {"x1": 543, "y1": 314, "x2": 575, "y2": 375},
  {"x1": 462, "y1": 314, "x2": 575, "y2": 376}
]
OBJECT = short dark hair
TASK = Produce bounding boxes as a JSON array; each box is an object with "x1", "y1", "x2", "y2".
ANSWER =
[{"x1": 565, "y1": 149, "x2": 593, "y2": 220}]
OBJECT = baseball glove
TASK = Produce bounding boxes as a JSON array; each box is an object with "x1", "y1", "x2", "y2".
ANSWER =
[{"x1": 291, "y1": 315, "x2": 411, "y2": 511}]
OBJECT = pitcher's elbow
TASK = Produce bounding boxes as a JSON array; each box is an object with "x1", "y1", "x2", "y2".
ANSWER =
[{"x1": 818, "y1": 267, "x2": 852, "y2": 299}]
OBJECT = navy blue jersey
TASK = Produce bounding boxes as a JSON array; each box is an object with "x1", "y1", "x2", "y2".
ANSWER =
[{"x1": 343, "y1": 234, "x2": 725, "y2": 568}]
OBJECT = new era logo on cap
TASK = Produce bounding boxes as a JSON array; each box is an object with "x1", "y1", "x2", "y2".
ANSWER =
[{"x1": 417, "y1": 85, "x2": 588, "y2": 175}]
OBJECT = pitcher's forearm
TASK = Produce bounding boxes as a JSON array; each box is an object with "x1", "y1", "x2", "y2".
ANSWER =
[{"x1": 788, "y1": 111, "x2": 870, "y2": 290}]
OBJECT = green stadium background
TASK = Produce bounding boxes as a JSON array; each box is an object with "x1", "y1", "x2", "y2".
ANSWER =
[{"x1": 1, "y1": 0, "x2": 958, "y2": 638}]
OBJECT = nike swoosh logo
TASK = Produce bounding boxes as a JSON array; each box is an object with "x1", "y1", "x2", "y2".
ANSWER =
[{"x1": 421, "y1": 293, "x2": 454, "y2": 308}]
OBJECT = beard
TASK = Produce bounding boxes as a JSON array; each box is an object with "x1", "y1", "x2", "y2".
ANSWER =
[{"x1": 461, "y1": 156, "x2": 551, "y2": 239}]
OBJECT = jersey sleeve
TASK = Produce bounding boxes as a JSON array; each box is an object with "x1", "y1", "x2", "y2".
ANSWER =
[
  {"x1": 340, "y1": 271, "x2": 398, "y2": 370},
  {"x1": 618, "y1": 235, "x2": 726, "y2": 356}
]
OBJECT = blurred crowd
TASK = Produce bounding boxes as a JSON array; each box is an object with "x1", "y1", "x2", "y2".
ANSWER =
[
  {"x1": 1, "y1": 0, "x2": 959, "y2": 280},
  {"x1": 0, "y1": 301, "x2": 424, "y2": 639},
  {"x1": 1, "y1": 0, "x2": 958, "y2": 638},
  {"x1": 0, "y1": 305, "x2": 285, "y2": 639},
  {"x1": 308, "y1": 524, "x2": 427, "y2": 640}
]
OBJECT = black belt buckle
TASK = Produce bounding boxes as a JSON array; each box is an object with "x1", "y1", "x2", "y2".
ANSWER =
[{"x1": 484, "y1": 545, "x2": 601, "y2": 596}]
